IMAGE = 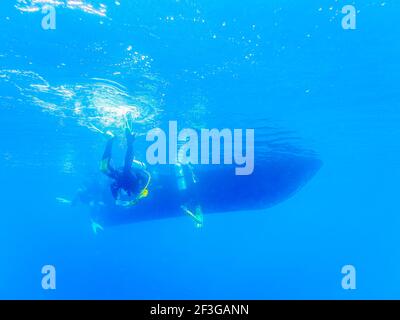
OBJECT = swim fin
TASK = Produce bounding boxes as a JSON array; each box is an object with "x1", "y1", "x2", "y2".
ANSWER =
[
  {"x1": 91, "y1": 220, "x2": 104, "y2": 234},
  {"x1": 56, "y1": 197, "x2": 72, "y2": 205},
  {"x1": 181, "y1": 205, "x2": 203, "y2": 227},
  {"x1": 195, "y1": 205, "x2": 204, "y2": 228}
]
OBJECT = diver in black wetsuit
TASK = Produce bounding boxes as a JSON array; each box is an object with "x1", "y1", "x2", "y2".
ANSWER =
[{"x1": 100, "y1": 128, "x2": 149, "y2": 207}]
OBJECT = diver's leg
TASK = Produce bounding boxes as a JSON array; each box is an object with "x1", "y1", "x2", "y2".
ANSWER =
[
  {"x1": 184, "y1": 168, "x2": 203, "y2": 227},
  {"x1": 187, "y1": 164, "x2": 198, "y2": 184},
  {"x1": 124, "y1": 128, "x2": 136, "y2": 173},
  {"x1": 100, "y1": 137, "x2": 117, "y2": 178}
]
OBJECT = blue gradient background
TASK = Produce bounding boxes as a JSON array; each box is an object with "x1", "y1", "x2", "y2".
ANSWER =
[{"x1": 0, "y1": 0, "x2": 399, "y2": 299}]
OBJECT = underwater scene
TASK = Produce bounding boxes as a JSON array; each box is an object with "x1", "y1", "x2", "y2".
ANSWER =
[{"x1": 0, "y1": 0, "x2": 399, "y2": 299}]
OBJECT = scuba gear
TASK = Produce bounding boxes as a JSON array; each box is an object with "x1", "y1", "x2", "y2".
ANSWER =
[{"x1": 115, "y1": 168, "x2": 151, "y2": 208}]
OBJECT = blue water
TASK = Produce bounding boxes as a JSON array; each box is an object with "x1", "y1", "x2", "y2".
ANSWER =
[{"x1": 1, "y1": 0, "x2": 399, "y2": 299}]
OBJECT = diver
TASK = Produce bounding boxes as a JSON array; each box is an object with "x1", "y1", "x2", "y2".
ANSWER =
[
  {"x1": 56, "y1": 176, "x2": 108, "y2": 234},
  {"x1": 175, "y1": 162, "x2": 204, "y2": 228},
  {"x1": 100, "y1": 128, "x2": 150, "y2": 207}
]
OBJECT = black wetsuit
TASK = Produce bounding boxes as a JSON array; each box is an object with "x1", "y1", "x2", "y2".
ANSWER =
[{"x1": 101, "y1": 134, "x2": 143, "y2": 200}]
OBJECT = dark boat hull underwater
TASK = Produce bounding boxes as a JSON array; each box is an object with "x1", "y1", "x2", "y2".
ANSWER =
[{"x1": 95, "y1": 154, "x2": 322, "y2": 226}]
